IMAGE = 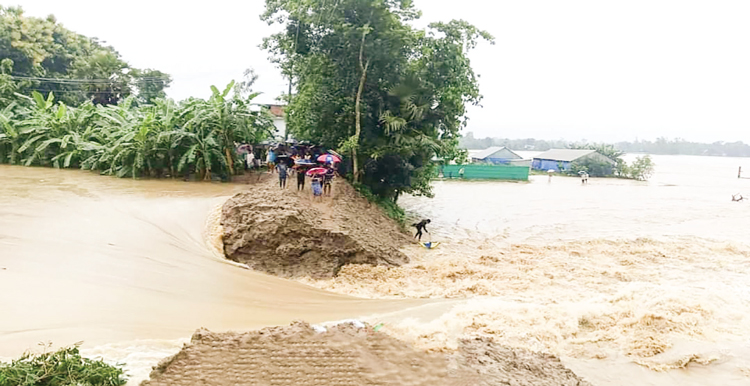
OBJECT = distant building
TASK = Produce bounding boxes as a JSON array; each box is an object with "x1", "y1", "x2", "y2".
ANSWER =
[
  {"x1": 469, "y1": 146, "x2": 523, "y2": 164},
  {"x1": 261, "y1": 104, "x2": 286, "y2": 136},
  {"x1": 532, "y1": 149, "x2": 615, "y2": 172}
]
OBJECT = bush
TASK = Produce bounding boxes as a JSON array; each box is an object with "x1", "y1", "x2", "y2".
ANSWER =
[
  {"x1": 629, "y1": 155, "x2": 654, "y2": 180},
  {"x1": 569, "y1": 158, "x2": 613, "y2": 177},
  {"x1": 0, "y1": 345, "x2": 127, "y2": 386}
]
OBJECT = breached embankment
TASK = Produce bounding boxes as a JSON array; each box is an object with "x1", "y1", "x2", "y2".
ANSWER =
[
  {"x1": 209, "y1": 177, "x2": 593, "y2": 385},
  {"x1": 141, "y1": 321, "x2": 591, "y2": 386},
  {"x1": 221, "y1": 178, "x2": 410, "y2": 278}
]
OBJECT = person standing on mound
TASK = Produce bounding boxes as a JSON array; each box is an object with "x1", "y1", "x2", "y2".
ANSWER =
[
  {"x1": 296, "y1": 167, "x2": 306, "y2": 191},
  {"x1": 413, "y1": 219, "x2": 431, "y2": 241},
  {"x1": 311, "y1": 174, "x2": 323, "y2": 200},
  {"x1": 276, "y1": 162, "x2": 288, "y2": 188}
]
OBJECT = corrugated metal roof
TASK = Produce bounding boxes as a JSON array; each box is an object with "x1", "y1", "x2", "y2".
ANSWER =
[
  {"x1": 470, "y1": 146, "x2": 522, "y2": 160},
  {"x1": 532, "y1": 149, "x2": 597, "y2": 162}
]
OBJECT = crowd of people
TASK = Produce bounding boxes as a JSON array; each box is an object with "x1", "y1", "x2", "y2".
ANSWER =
[
  {"x1": 236, "y1": 142, "x2": 339, "y2": 199},
  {"x1": 237, "y1": 142, "x2": 436, "y2": 245}
]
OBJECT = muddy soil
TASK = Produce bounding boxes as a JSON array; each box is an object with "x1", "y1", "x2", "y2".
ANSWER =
[
  {"x1": 141, "y1": 322, "x2": 592, "y2": 386},
  {"x1": 221, "y1": 176, "x2": 410, "y2": 278}
]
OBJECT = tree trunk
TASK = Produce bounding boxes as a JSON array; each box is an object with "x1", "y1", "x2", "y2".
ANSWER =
[
  {"x1": 353, "y1": 66, "x2": 368, "y2": 182},
  {"x1": 353, "y1": 28, "x2": 370, "y2": 183},
  {"x1": 224, "y1": 146, "x2": 234, "y2": 180}
]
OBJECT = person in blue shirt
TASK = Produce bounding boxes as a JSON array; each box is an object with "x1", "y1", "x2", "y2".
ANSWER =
[{"x1": 276, "y1": 162, "x2": 288, "y2": 188}]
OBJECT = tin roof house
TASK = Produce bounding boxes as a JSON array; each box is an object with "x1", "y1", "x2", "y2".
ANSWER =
[
  {"x1": 532, "y1": 149, "x2": 615, "y2": 172},
  {"x1": 469, "y1": 146, "x2": 523, "y2": 165}
]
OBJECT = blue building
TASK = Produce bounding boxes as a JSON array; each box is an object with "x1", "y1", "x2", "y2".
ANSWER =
[{"x1": 532, "y1": 149, "x2": 615, "y2": 172}]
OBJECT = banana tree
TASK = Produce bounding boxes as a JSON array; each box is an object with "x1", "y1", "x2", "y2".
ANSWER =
[
  {"x1": 93, "y1": 98, "x2": 162, "y2": 178},
  {"x1": 0, "y1": 102, "x2": 23, "y2": 164},
  {"x1": 175, "y1": 129, "x2": 227, "y2": 181},
  {"x1": 34, "y1": 102, "x2": 98, "y2": 168},
  {"x1": 181, "y1": 82, "x2": 235, "y2": 176},
  {"x1": 181, "y1": 81, "x2": 272, "y2": 180}
]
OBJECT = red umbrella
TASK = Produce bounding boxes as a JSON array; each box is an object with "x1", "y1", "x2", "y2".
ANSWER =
[
  {"x1": 306, "y1": 167, "x2": 328, "y2": 176},
  {"x1": 317, "y1": 154, "x2": 341, "y2": 164}
]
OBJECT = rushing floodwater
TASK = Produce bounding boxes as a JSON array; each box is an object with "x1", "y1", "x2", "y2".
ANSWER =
[{"x1": 2, "y1": 154, "x2": 750, "y2": 385}]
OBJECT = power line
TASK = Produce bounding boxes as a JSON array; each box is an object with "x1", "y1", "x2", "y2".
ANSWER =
[
  {"x1": 22, "y1": 89, "x2": 134, "y2": 95},
  {"x1": 9, "y1": 75, "x2": 169, "y2": 84}
]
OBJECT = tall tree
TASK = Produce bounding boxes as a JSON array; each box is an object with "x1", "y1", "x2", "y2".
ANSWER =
[
  {"x1": 132, "y1": 69, "x2": 172, "y2": 105},
  {"x1": 0, "y1": 6, "x2": 170, "y2": 107},
  {"x1": 262, "y1": 0, "x2": 491, "y2": 200}
]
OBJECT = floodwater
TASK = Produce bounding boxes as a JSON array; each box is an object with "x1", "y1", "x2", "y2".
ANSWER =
[
  {"x1": 0, "y1": 166, "x2": 428, "y2": 382},
  {"x1": 402, "y1": 153, "x2": 750, "y2": 244},
  {"x1": 2, "y1": 154, "x2": 750, "y2": 385},
  {"x1": 392, "y1": 153, "x2": 750, "y2": 385}
]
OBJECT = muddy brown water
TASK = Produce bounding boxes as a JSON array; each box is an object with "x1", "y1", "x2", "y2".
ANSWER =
[
  {"x1": 3, "y1": 156, "x2": 750, "y2": 385},
  {"x1": 0, "y1": 166, "x2": 432, "y2": 382}
]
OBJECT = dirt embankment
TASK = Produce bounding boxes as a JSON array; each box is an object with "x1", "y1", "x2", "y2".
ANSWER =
[
  {"x1": 221, "y1": 177, "x2": 410, "y2": 278},
  {"x1": 141, "y1": 322, "x2": 592, "y2": 386}
]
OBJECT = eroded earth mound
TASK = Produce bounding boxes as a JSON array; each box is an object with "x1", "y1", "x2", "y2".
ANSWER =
[{"x1": 221, "y1": 179, "x2": 409, "y2": 278}]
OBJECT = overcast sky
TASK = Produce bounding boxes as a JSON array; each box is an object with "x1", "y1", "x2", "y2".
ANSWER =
[{"x1": 12, "y1": 0, "x2": 750, "y2": 143}]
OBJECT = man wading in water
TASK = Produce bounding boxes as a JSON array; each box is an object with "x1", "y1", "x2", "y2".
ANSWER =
[{"x1": 413, "y1": 219, "x2": 431, "y2": 241}]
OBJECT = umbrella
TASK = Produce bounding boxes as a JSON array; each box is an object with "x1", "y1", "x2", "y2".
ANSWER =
[
  {"x1": 295, "y1": 159, "x2": 316, "y2": 166},
  {"x1": 306, "y1": 167, "x2": 328, "y2": 176},
  {"x1": 327, "y1": 149, "x2": 343, "y2": 158},
  {"x1": 317, "y1": 154, "x2": 341, "y2": 164}
]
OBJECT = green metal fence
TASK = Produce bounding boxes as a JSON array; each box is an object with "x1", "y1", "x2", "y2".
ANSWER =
[{"x1": 439, "y1": 164, "x2": 529, "y2": 181}]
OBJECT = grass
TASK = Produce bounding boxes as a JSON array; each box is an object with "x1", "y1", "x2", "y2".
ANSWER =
[{"x1": 0, "y1": 344, "x2": 127, "y2": 386}]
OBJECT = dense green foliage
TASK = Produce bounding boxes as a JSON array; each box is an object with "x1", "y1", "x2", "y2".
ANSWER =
[
  {"x1": 0, "y1": 8, "x2": 276, "y2": 180},
  {"x1": 569, "y1": 153, "x2": 654, "y2": 180},
  {"x1": 460, "y1": 132, "x2": 750, "y2": 157},
  {"x1": 0, "y1": 82, "x2": 276, "y2": 179},
  {"x1": 0, "y1": 6, "x2": 170, "y2": 106},
  {"x1": 0, "y1": 345, "x2": 127, "y2": 386},
  {"x1": 569, "y1": 158, "x2": 614, "y2": 177},
  {"x1": 263, "y1": 0, "x2": 492, "y2": 202},
  {"x1": 627, "y1": 155, "x2": 655, "y2": 181}
]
